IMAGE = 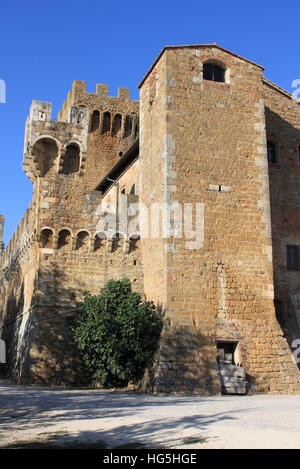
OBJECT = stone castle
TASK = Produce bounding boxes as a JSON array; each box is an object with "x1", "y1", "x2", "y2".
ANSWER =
[{"x1": 1, "y1": 43, "x2": 300, "y2": 394}]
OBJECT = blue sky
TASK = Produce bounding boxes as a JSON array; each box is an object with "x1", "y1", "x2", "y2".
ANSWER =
[{"x1": 1, "y1": 0, "x2": 299, "y2": 244}]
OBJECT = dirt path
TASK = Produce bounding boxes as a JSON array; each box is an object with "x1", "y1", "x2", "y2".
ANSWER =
[{"x1": 1, "y1": 381, "x2": 300, "y2": 449}]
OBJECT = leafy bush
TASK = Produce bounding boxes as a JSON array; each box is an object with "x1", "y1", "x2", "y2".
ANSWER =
[{"x1": 73, "y1": 278, "x2": 162, "y2": 387}]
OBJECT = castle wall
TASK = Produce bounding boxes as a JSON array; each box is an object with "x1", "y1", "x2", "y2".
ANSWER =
[
  {"x1": 262, "y1": 81, "x2": 300, "y2": 346},
  {"x1": 0, "y1": 83, "x2": 144, "y2": 385},
  {"x1": 0, "y1": 202, "x2": 38, "y2": 381},
  {"x1": 2, "y1": 46, "x2": 300, "y2": 393},
  {"x1": 140, "y1": 46, "x2": 300, "y2": 394},
  {"x1": 26, "y1": 237, "x2": 143, "y2": 385}
]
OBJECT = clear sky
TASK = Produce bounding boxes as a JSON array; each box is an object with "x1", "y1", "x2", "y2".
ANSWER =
[{"x1": 1, "y1": 0, "x2": 299, "y2": 245}]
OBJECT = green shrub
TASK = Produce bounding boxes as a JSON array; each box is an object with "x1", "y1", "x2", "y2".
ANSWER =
[{"x1": 73, "y1": 278, "x2": 162, "y2": 387}]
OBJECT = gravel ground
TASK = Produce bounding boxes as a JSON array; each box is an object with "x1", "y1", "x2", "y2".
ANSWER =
[{"x1": 1, "y1": 380, "x2": 300, "y2": 449}]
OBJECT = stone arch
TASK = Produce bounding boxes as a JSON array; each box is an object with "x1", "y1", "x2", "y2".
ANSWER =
[
  {"x1": 62, "y1": 143, "x2": 80, "y2": 174},
  {"x1": 94, "y1": 231, "x2": 107, "y2": 251},
  {"x1": 75, "y1": 231, "x2": 90, "y2": 251},
  {"x1": 40, "y1": 228, "x2": 54, "y2": 248},
  {"x1": 32, "y1": 135, "x2": 61, "y2": 150},
  {"x1": 101, "y1": 111, "x2": 111, "y2": 134},
  {"x1": 90, "y1": 110, "x2": 100, "y2": 132},
  {"x1": 129, "y1": 234, "x2": 140, "y2": 253},
  {"x1": 32, "y1": 137, "x2": 59, "y2": 176},
  {"x1": 57, "y1": 229, "x2": 72, "y2": 250},
  {"x1": 112, "y1": 113, "x2": 122, "y2": 136}
]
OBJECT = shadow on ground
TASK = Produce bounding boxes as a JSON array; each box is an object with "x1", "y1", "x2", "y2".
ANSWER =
[{"x1": 0, "y1": 382, "x2": 247, "y2": 449}]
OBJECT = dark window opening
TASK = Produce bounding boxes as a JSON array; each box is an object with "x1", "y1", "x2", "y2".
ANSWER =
[
  {"x1": 124, "y1": 115, "x2": 132, "y2": 138},
  {"x1": 75, "y1": 231, "x2": 89, "y2": 251},
  {"x1": 90, "y1": 110, "x2": 100, "y2": 132},
  {"x1": 101, "y1": 112, "x2": 111, "y2": 134},
  {"x1": 40, "y1": 229, "x2": 53, "y2": 248},
  {"x1": 217, "y1": 341, "x2": 238, "y2": 365},
  {"x1": 94, "y1": 232, "x2": 106, "y2": 251},
  {"x1": 112, "y1": 114, "x2": 122, "y2": 136},
  {"x1": 287, "y1": 245, "x2": 300, "y2": 270},
  {"x1": 267, "y1": 141, "x2": 277, "y2": 163},
  {"x1": 33, "y1": 138, "x2": 58, "y2": 177},
  {"x1": 62, "y1": 144, "x2": 80, "y2": 174},
  {"x1": 130, "y1": 236, "x2": 140, "y2": 253},
  {"x1": 203, "y1": 63, "x2": 225, "y2": 83},
  {"x1": 58, "y1": 230, "x2": 71, "y2": 250},
  {"x1": 130, "y1": 183, "x2": 136, "y2": 195}
]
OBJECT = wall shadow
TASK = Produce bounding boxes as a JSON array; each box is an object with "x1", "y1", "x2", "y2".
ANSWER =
[
  {"x1": 0, "y1": 261, "x2": 91, "y2": 386},
  {"x1": 143, "y1": 321, "x2": 222, "y2": 395},
  {"x1": 266, "y1": 106, "x2": 300, "y2": 357}
]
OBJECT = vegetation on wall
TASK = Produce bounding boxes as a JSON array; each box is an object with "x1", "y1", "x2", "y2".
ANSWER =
[{"x1": 73, "y1": 278, "x2": 162, "y2": 387}]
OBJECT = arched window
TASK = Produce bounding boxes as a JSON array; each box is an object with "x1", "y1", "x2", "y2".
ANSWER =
[
  {"x1": 62, "y1": 144, "x2": 80, "y2": 174},
  {"x1": 40, "y1": 229, "x2": 53, "y2": 248},
  {"x1": 58, "y1": 230, "x2": 71, "y2": 250},
  {"x1": 203, "y1": 62, "x2": 226, "y2": 83},
  {"x1": 101, "y1": 112, "x2": 111, "y2": 134},
  {"x1": 75, "y1": 231, "x2": 89, "y2": 251},
  {"x1": 33, "y1": 138, "x2": 58, "y2": 176},
  {"x1": 94, "y1": 232, "x2": 106, "y2": 251},
  {"x1": 90, "y1": 110, "x2": 100, "y2": 132},
  {"x1": 129, "y1": 234, "x2": 140, "y2": 253},
  {"x1": 123, "y1": 115, "x2": 132, "y2": 138},
  {"x1": 112, "y1": 114, "x2": 122, "y2": 136}
]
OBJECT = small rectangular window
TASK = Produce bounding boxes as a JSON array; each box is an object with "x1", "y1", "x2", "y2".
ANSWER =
[
  {"x1": 287, "y1": 245, "x2": 300, "y2": 270},
  {"x1": 267, "y1": 141, "x2": 277, "y2": 163},
  {"x1": 203, "y1": 63, "x2": 225, "y2": 83}
]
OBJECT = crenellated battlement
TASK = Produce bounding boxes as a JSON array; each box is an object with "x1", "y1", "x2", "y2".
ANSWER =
[
  {"x1": 22, "y1": 81, "x2": 139, "y2": 184},
  {"x1": 57, "y1": 80, "x2": 135, "y2": 122},
  {"x1": 0, "y1": 202, "x2": 35, "y2": 281}
]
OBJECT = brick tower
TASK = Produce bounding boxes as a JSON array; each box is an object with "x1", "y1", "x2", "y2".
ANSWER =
[{"x1": 139, "y1": 45, "x2": 300, "y2": 394}]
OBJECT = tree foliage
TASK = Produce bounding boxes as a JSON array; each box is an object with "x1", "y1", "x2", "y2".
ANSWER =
[{"x1": 73, "y1": 278, "x2": 162, "y2": 387}]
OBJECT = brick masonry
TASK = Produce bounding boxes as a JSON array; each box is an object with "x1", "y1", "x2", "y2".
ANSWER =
[{"x1": 1, "y1": 44, "x2": 300, "y2": 393}]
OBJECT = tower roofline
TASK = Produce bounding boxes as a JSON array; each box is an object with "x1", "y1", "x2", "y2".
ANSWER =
[
  {"x1": 262, "y1": 77, "x2": 300, "y2": 103},
  {"x1": 138, "y1": 43, "x2": 265, "y2": 88}
]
